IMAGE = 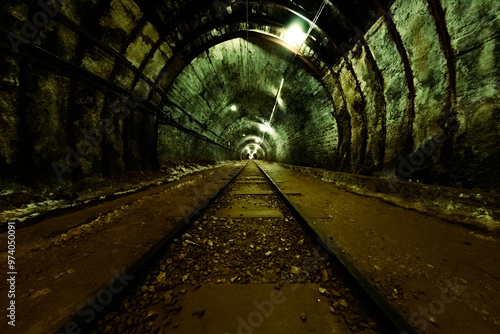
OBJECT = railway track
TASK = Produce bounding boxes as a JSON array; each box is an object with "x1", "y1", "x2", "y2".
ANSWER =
[{"x1": 65, "y1": 161, "x2": 414, "y2": 334}]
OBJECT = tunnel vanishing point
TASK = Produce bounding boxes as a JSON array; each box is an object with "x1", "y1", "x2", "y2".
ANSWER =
[
  {"x1": 1, "y1": 0, "x2": 499, "y2": 192},
  {"x1": 0, "y1": 0, "x2": 499, "y2": 333}
]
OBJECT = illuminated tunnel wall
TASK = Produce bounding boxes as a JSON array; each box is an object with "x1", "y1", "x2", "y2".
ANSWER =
[{"x1": 0, "y1": 0, "x2": 498, "y2": 190}]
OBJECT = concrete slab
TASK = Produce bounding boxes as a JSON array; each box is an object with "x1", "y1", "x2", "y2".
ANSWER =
[
  {"x1": 229, "y1": 191, "x2": 301, "y2": 196},
  {"x1": 287, "y1": 197, "x2": 328, "y2": 218},
  {"x1": 0, "y1": 163, "x2": 243, "y2": 334},
  {"x1": 216, "y1": 208, "x2": 283, "y2": 218},
  {"x1": 236, "y1": 181, "x2": 269, "y2": 184},
  {"x1": 229, "y1": 190, "x2": 275, "y2": 195},
  {"x1": 167, "y1": 283, "x2": 349, "y2": 334},
  {"x1": 256, "y1": 161, "x2": 500, "y2": 334}
]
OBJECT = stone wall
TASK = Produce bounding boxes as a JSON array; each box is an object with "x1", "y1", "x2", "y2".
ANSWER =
[
  {"x1": 0, "y1": 0, "x2": 236, "y2": 186},
  {"x1": 157, "y1": 125, "x2": 238, "y2": 164},
  {"x1": 0, "y1": 0, "x2": 498, "y2": 192},
  {"x1": 323, "y1": 0, "x2": 500, "y2": 190}
]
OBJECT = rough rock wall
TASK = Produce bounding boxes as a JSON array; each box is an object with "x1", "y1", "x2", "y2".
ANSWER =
[
  {"x1": 0, "y1": 0, "x2": 498, "y2": 191},
  {"x1": 163, "y1": 38, "x2": 339, "y2": 170},
  {"x1": 0, "y1": 0, "x2": 235, "y2": 185},
  {"x1": 157, "y1": 125, "x2": 238, "y2": 164},
  {"x1": 273, "y1": 77, "x2": 339, "y2": 169},
  {"x1": 326, "y1": 0, "x2": 499, "y2": 190}
]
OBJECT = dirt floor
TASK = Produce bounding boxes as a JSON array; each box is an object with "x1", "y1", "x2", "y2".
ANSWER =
[
  {"x1": 1, "y1": 160, "x2": 499, "y2": 334},
  {"x1": 0, "y1": 161, "x2": 233, "y2": 226},
  {"x1": 87, "y1": 161, "x2": 383, "y2": 334},
  {"x1": 256, "y1": 160, "x2": 500, "y2": 334},
  {"x1": 0, "y1": 163, "x2": 243, "y2": 334}
]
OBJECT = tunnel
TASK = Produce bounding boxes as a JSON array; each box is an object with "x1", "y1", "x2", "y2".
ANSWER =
[{"x1": 0, "y1": 0, "x2": 499, "y2": 333}]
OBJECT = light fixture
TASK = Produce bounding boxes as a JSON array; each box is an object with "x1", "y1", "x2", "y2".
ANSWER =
[
  {"x1": 259, "y1": 122, "x2": 273, "y2": 133},
  {"x1": 230, "y1": 105, "x2": 237, "y2": 111},
  {"x1": 283, "y1": 24, "x2": 307, "y2": 47}
]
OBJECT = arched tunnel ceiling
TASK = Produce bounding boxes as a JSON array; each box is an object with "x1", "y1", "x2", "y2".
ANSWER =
[
  {"x1": 164, "y1": 36, "x2": 334, "y2": 157},
  {"x1": 2, "y1": 0, "x2": 396, "y2": 156},
  {"x1": 1, "y1": 0, "x2": 498, "y2": 191},
  {"x1": 141, "y1": 0, "x2": 397, "y2": 85},
  {"x1": 133, "y1": 0, "x2": 393, "y2": 155},
  {"x1": 133, "y1": 0, "x2": 391, "y2": 62}
]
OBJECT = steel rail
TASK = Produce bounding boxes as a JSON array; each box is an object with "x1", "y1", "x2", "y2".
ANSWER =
[
  {"x1": 55, "y1": 159, "x2": 415, "y2": 333},
  {"x1": 253, "y1": 160, "x2": 416, "y2": 334},
  {"x1": 54, "y1": 162, "x2": 247, "y2": 333}
]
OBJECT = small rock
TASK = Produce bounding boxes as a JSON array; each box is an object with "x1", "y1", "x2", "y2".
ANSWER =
[
  {"x1": 300, "y1": 313, "x2": 307, "y2": 322},
  {"x1": 321, "y1": 269, "x2": 328, "y2": 282},
  {"x1": 290, "y1": 266, "x2": 301, "y2": 276},
  {"x1": 331, "y1": 290, "x2": 341, "y2": 297},
  {"x1": 329, "y1": 306, "x2": 335, "y2": 313},
  {"x1": 297, "y1": 239, "x2": 304, "y2": 246},
  {"x1": 265, "y1": 251, "x2": 272, "y2": 257},
  {"x1": 318, "y1": 287, "x2": 327, "y2": 294},
  {"x1": 145, "y1": 311, "x2": 159, "y2": 321},
  {"x1": 338, "y1": 299, "x2": 348, "y2": 309},
  {"x1": 164, "y1": 293, "x2": 173, "y2": 305}
]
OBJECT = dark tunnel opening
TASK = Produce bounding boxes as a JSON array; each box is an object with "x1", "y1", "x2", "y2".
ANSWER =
[{"x1": 0, "y1": 1, "x2": 499, "y2": 333}]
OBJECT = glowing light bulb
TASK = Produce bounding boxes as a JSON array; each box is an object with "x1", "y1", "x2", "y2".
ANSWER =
[
  {"x1": 284, "y1": 24, "x2": 307, "y2": 47},
  {"x1": 259, "y1": 123, "x2": 273, "y2": 133}
]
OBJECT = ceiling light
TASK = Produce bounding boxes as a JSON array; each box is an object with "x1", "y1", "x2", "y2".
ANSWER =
[
  {"x1": 284, "y1": 24, "x2": 307, "y2": 47},
  {"x1": 259, "y1": 122, "x2": 273, "y2": 133}
]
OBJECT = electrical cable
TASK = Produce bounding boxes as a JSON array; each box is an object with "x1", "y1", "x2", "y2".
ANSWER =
[{"x1": 252, "y1": 0, "x2": 326, "y2": 158}]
